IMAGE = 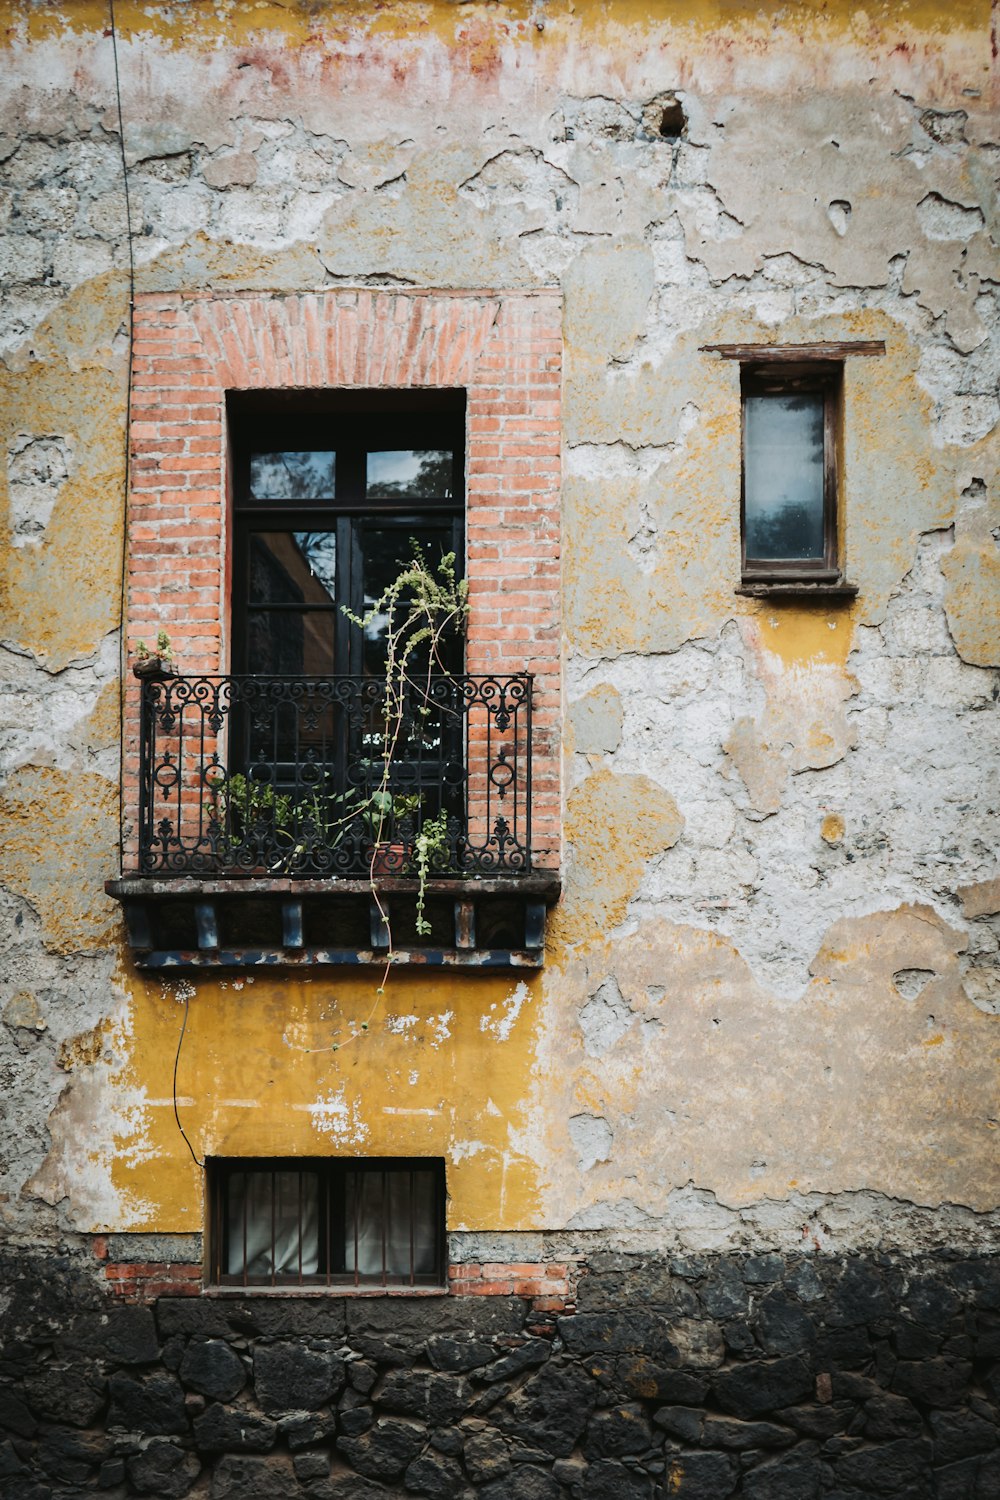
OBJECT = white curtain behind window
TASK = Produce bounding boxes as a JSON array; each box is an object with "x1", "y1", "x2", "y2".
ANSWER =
[
  {"x1": 226, "y1": 1170, "x2": 319, "y2": 1278},
  {"x1": 344, "y1": 1169, "x2": 438, "y2": 1279},
  {"x1": 225, "y1": 1165, "x2": 438, "y2": 1281}
]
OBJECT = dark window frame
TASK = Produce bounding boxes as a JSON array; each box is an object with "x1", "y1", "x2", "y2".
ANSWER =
[
  {"x1": 228, "y1": 396, "x2": 466, "y2": 679},
  {"x1": 207, "y1": 1155, "x2": 448, "y2": 1291},
  {"x1": 740, "y1": 360, "x2": 842, "y2": 582}
]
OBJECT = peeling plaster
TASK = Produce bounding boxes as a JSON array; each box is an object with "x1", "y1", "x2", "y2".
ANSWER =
[{"x1": 1, "y1": 0, "x2": 997, "y2": 1252}]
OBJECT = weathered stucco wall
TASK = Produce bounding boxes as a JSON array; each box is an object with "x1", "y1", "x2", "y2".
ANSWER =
[{"x1": 1, "y1": 0, "x2": 998, "y2": 1263}]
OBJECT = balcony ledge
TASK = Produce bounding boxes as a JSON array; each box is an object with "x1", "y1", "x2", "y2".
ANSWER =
[{"x1": 106, "y1": 872, "x2": 561, "y2": 972}]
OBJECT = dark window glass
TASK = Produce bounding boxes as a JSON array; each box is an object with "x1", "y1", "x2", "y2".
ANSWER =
[
  {"x1": 250, "y1": 451, "x2": 335, "y2": 501},
  {"x1": 744, "y1": 392, "x2": 825, "y2": 561},
  {"x1": 366, "y1": 449, "x2": 454, "y2": 499},
  {"x1": 210, "y1": 1158, "x2": 446, "y2": 1288}
]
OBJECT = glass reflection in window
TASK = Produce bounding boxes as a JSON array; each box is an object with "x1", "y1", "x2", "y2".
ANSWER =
[
  {"x1": 366, "y1": 450, "x2": 453, "y2": 499},
  {"x1": 250, "y1": 451, "x2": 335, "y2": 502},
  {"x1": 744, "y1": 393, "x2": 825, "y2": 561}
]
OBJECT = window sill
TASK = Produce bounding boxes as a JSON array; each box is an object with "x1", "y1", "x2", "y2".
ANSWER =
[
  {"x1": 737, "y1": 577, "x2": 859, "y2": 600},
  {"x1": 203, "y1": 1285, "x2": 450, "y2": 1298}
]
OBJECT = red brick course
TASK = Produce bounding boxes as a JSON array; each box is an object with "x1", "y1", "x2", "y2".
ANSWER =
[{"x1": 125, "y1": 288, "x2": 561, "y2": 872}]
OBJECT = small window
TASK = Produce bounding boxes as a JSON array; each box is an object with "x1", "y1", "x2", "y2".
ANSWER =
[
  {"x1": 741, "y1": 362, "x2": 841, "y2": 581},
  {"x1": 208, "y1": 1157, "x2": 446, "y2": 1289}
]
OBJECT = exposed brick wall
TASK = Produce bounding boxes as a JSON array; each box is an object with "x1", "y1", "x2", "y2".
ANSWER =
[{"x1": 125, "y1": 288, "x2": 562, "y2": 870}]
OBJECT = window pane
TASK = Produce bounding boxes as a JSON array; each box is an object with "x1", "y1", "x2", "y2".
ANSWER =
[
  {"x1": 250, "y1": 451, "x2": 335, "y2": 501},
  {"x1": 226, "y1": 1170, "x2": 319, "y2": 1278},
  {"x1": 744, "y1": 393, "x2": 825, "y2": 560},
  {"x1": 246, "y1": 611, "x2": 335, "y2": 675},
  {"x1": 345, "y1": 1168, "x2": 439, "y2": 1280},
  {"x1": 249, "y1": 533, "x2": 337, "y2": 606},
  {"x1": 359, "y1": 523, "x2": 461, "y2": 676},
  {"x1": 366, "y1": 449, "x2": 453, "y2": 499}
]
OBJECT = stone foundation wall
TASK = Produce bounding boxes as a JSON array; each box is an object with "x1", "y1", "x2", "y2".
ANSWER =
[{"x1": 2, "y1": 1247, "x2": 998, "y2": 1498}]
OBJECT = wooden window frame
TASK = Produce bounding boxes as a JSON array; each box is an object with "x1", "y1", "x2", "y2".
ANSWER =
[
  {"x1": 740, "y1": 360, "x2": 842, "y2": 584},
  {"x1": 207, "y1": 1155, "x2": 448, "y2": 1292}
]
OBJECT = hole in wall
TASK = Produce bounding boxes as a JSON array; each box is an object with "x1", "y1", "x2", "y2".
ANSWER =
[{"x1": 659, "y1": 98, "x2": 686, "y2": 139}]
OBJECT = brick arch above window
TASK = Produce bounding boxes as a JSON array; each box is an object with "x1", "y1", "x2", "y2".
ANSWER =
[{"x1": 125, "y1": 287, "x2": 562, "y2": 873}]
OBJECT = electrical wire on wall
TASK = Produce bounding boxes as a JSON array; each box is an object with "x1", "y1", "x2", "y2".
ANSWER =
[
  {"x1": 107, "y1": 5, "x2": 204, "y2": 1173},
  {"x1": 173, "y1": 990, "x2": 206, "y2": 1169},
  {"x1": 108, "y1": 0, "x2": 136, "y2": 877}
]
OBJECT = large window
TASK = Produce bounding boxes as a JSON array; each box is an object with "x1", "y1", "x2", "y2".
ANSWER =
[
  {"x1": 741, "y1": 361, "x2": 841, "y2": 580},
  {"x1": 230, "y1": 392, "x2": 465, "y2": 678},
  {"x1": 208, "y1": 1157, "x2": 447, "y2": 1289}
]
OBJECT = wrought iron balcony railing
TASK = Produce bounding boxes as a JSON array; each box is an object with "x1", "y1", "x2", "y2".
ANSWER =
[{"x1": 136, "y1": 673, "x2": 534, "y2": 880}]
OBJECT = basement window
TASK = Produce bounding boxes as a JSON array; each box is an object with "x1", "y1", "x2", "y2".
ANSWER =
[
  {"x1": 741, "y1": 361, "x2": 842, "y2": 583},
  {"x1": 208, "y1": 1157, "x2": 446, "y2": 1290}
]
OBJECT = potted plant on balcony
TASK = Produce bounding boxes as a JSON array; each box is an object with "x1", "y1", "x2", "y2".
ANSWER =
[{"x1": 133, "y1": 629, "x2": 174, "y2": 677}]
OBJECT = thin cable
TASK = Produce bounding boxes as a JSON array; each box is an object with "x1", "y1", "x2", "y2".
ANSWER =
[
  {"x1": 173, "y1": 992, "x2": 205, "y2": 1169},
  {"x1": 108, "y1": 0, "x2": 137, "y2": 875}
]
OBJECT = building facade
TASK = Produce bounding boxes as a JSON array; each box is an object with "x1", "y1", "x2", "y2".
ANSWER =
[{"x1": 1, "y1": 1, "x2": 998, "y2": 1495}]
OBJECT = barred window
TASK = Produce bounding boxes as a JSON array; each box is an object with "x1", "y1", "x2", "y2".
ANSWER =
[{"x1": 208, "y1": 1158, "x2": 446, "y2": 1289}]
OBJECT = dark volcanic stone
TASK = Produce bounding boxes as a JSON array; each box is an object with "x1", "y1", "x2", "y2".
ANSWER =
[
  {"x1": 786, "y1": 1263, "x2": 824, "y2": 1303},
  {"x1": 583, "y1": 1402, "x2": 651, "y2": 1458},
  {"x1": 492, "y1": 1365, "x2": 596, "y2": 1457},
  {"x1": 278, "y1": 1409, "x2": 337, "y2": 1448},
  {"x1": 478, "y1": 1339, "x2": 550, "y2": 1384},
  {"x1": 210, "y1": 1452, "x2": 298, "y2": 1498},
  {"x1": 108, "y1": 1370, "x2": 186, "y2": 1434},
  {"x1": 404, "y1": 1449, "x2": 465, "y2": 1498},
  {"x1": 481, "y1": 1465, "x2": 562, "y2": 1500},
  {"x1": 36, "y1": 1427, "x2": 110, "y2": 1485},
  {"x1": 740, "y1": 1455, "x2": 827, "y2": 1499},
  {"x1": 325, "y1": 1480, "x2": 395, "y2": 1500},
  {"x1": 293, "y1": 1451, "x2": 330, "y2": 1480},
  {"x1": 932, "y1": 1456, "x2": 981, "y2": 1500},
  {"x1": 653, "y1": 1404, "x2": 704, "y2": 1442},
  {"x1": 930, "y1": 1408, "x2": 997, "y2": 1466},
  {"x1": 744, "y1": 1255, "x2": 785, "y2": 1285},
  {"x1": 702, "y1": 1416, "x2": 796, "y2": 1450},
  {"x1": 61, "y1": 1306, "x2": 159, "y2": 1366},
  {"x1": 425, "y1": 1336, "x2": 493, "y2": 1373},
  {"x1": 621, "y1": 1362, "x2": 708, "y2": 1404},
  {"x1": 337, "y1": 1417, "x2": 425, "y2": 1481},
  {"x1": 580, "y1": 1458, "x2": 652, "y2": 1499},
  {"x1": 835, "y1": 1437, "x2": 932, "y2": 1493},
  {"x1": 891, "y1": 1357, "x2": 972, "y2": 1408},
  {"x1": 815, "y1": 1327, "x2": 873, "y2": 1368},
  {"x1": 950, "y1": 1260, "x2": 1000, "y2": 1310},
  {"x1": 713, "y1": 1357, "x2": 813, "y2": 1418},
  {"x1": 463, "y1": 1429, "x2": 510, "y2": 1482},
  {"x1": 126, "y1": 1438, "x2": 200, "y2": 1497},
  {"x1": 559, "y1": 1311, "x2": 678, "y2": 1361},
  {"x1": 662, "y1": 1450, "x2": 738, "y2": 1498},
  {"x1": 339, "y1": 1406, "x2": 374, "y2": 1437},
  {"x1": 757, "y1": 1291, "x2": 816, "y2": 1356},
  {"x1": 0, "y1": 1441, "x2": 25, "y2": 1478},
  {"x1": 180, "y1": 1340, "x2": 246, "y2": 1402},
  {"x1": 977, "y1": 1452, "x2": 1000, "y2": 1498},
  {"x1": 376, "y1": 1370, "x2": 470, "y2": 1424},
  {"x1": 775, "y1": 1403, "x2": 852, "y2": 1439},
  {"x1": 193, "y1": 1401, "x2": 277, "y2": 1452},
  {"x1": 862, "y1": 1392, "x2": 922, "y2": 1440},
  {"x1": 827, "y1": 1261, "x2": 894, "y2": 1326},
  {"x1": 701, "y1": 1264, "x2": 749, "y2": 1320},
  {"x1": 24, "y1": 1365, "x2": 105, "y2": 1428},
  {"x1": 347, "y1": 1361, "x2": 377, "y2": 1394},
  {"x1": 253, "y1": 1341, "x2": 344, "y2": 1413},
  {"x1": 0, "y1": 1388, "x2": 37, "y2": 1439},
  {"x1": 892, "y1": 1319, "x2": 940, "y2": 1360}
]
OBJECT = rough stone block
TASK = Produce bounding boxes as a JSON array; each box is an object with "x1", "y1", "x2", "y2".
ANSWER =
[
  {"x1": 179, "y1": 1340, "x2": 246, "y2": 1402},
  {"x1": 253, "y1": 1342, "x2": 345, "y2": 1414}
]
